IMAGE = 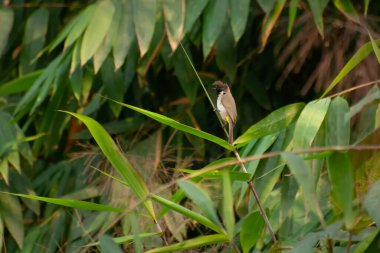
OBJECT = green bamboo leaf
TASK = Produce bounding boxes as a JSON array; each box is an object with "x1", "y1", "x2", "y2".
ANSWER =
[
  {"x1": 62, "y1": 111, "x2": 157, "y2": 220},
  {"x1": 163, "y1": 0, "x2": 185, "y2": 51},
  {"x1": 111, "y1": 99, "x2": 233, "y2": 150},
  {"x1": 327, "y1": 152, "x2": 354, "y2": 229},
  {"x1": 235, "y1": 103, "x2": 304, "y2": 147},
  {"x1": 0, "y1": 193, "x2": 24, "y2": 248},
  {"x1": 151, "y1": 194, "x2": 225, "y2": 234},
  {"x1": 321, "y1": 40, "x2": 380, "y2": 97},
  {"x1": 240, "y1": 211, "x2": 265, "y2": 253},
  {"x1": 0, "y1": 7, "x2": 14, "y2": 57},
  {"x1": 260, "y1": 0, "x2": 286, "y2": 51},
  {"x1": 287, "y1": 0, "x2": 300, "y2": 36},
  {"x1": 112, "y1": 0, "x2": 134, "y2": 70},
  {"x1": 368, "y1": 32, "x2": 380, "y2": 64},
  {"x1": 257, "y1": 0, "x2": 275, "y2": 13},
  {"x1": 293, "y1": 98, "x2": 331, "y2": 148},
  {"x1": 0, "y1": 70, "x2": 43, "y2": 95},
  {"x1": 0, "y1": 192, "x2": 123, "y2": 212},
  {"x1": 364, "y1": 180, "x2": 380, "y2": 226},
  {"x1": 333, "y1": 0, "x2": 360, "y2": 23},
  {"x1": 353, "y1": 228, "x2": 380, "y2": 253},
  {"x1": 132, "y1": 0, "x2": 157, "y2": 57},
  {"x1": 229, "y1": 0, "x2": 250, "y2": 42},
  {"x1": 49, "y1": 4, "x2": 95, "y2": 51},
  {"x1": 202, "y1": 0, "x2": 228, "y2": 57},
  {"x1": 281, "y1": 152, "x2": 324, "y2": 223},
  {"x1": 99, "y1": 235, "x2": 124, "y2": 253},
  {"x1": 145, "y1": 234, "x2": 228, "y2": 253},
  {"x1": 178, "y1": 181, "x2": 222, "y2": 227},
  {"x1": 364, "y1": 0, "x2": 371, "y2": 15},
  {"x1": 20, "y1": 8, "x2": 49, "y2": 75},
  {"x1": 93, "y1": 20, "x2": 115, "y2": 74},
  {"x1": 80, "y1": 0, "x2": 114, "y2": 66},
  {"x1": 222, "y1": 170, "x2": 234, "y2": 240},
  {"x1": 64, "y1": 4, "x2": 95, "y2": 49},
  {"x1": 86, "y1": 233, "x2": 161, "y2": 246},
  {"x1": 307, "y1": 0, "x2": 325, "y2": 36},
  {"x1": 326, "y1": 97, "x2": 350, "y2": 146},
  {"x1": 184, "y1": 0, "x2": 208, "y2": 34}
]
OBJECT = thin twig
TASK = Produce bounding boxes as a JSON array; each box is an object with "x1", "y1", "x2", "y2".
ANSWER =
[{"x1": 329, "y1": 79, "x2": 380, "y2": 98}]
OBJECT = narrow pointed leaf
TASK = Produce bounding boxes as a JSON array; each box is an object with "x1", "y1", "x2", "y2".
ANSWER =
[
  {"x1": 307, "y1": 0, "x2": 324, "y2": 36},
  {"x1": 260, "y1": 0, "x2": 286, "y2": 51},
  {"x1": 368, "y1": 32, "x2": 380, "y2": 64},
  {"x1": 184, "y1": 0, "x2": 208, "y2": 34},
  {"x1": 321, "y1": 40, "x2": 380, "y2": 97},
  {"x1": 80, "y1": 0, "x2": 115, "y2": 66},
  {"x1": 235, "y1": 103, "x2": 304, "y2": 146},
  {"x1": 0, "y1": 194, "x2": 23, "y2": 248},
  {"x1": 62, "y1": 111, "x2": 156, "y2": 220},
  {"x1": 288, "y1": 0, "x2": 300, "y2": 36},
  {"x1": 86, "y1": 232, "x2": 161, "y2": 246},
  {"x1": 132, "y1": 0, "x2": 157, "y2": 57},
  {"x1": 0, "y1": 7, "x2": 14, "y2": 57},
  {"x1": 0, "y1": 192, "x2": 123, "y2": 212},
  {"x1": 111, "y1": 99, "x2": 233, "y2": 150},
  {"x1": 293, "y1": 98, "x2": 330, "y2": 148},
  {"x1": 326, "y1": 97, "x2": 350, "y2": 146},
  {"x1": 240, "y1": 211, "x2": 265, "y2": 253},
  {"x1": 0, "y1": 70, "x2": 43, "y2": 95},
  {"x1": 99, "y1": 235, "x2": 124, "y2": 253},
  {"x1": 163, "y1": 0, "x2": 185, "y2": 51},
  {"x1": 333, "y1": 0, "x2": 360, "y2": 23},
  {"x1": 327, "y1": 152, "x2": 354, "y2": 229},
  {"x1": 229, "y1": 0, "x2": 250, "y2": 42},
  {"x1": 151, "y1": 194, "x2": 225, "y2": 234},
  {"x1": 222, "y1": 170, "x2": 234, "y2": 240},
  {"x1": 202, "y1": 0, "x2": 228, "y2": 57},
  {"x1": 145, "y1": 234, "x2": 228, "y2": 253}
]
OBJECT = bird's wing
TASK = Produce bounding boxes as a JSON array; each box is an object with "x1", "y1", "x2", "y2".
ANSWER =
[{"x1": 221, "y1": 93, "x2": 237, "y2": 125}]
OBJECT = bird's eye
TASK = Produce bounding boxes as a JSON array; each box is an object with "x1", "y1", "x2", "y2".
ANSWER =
[{"x1": 223, "y1": 92, "x2": 226, "y2": 95}]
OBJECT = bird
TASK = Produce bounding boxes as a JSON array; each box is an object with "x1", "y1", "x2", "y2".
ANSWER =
[{"x1": 213, "y1": 81, "x2": 237, "y2": 144}]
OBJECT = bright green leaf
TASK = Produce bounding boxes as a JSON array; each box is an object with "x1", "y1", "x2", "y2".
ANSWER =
[
  {"x1": 110, "y1": 99, "x2": 233, "y2": 150},
  {"x1": 235, "y1": 103, "x2": 304, "y2": 147},
  {"x1": 288, "y1": 0, "x2": 300, "y2": 36},
  {"x1": 293, "y1": 98, "x2": 331, "y2": 148},
  {"x1": 145, "y1": 234, "x2": 228, "y2": 253},
  {"x1": 368, "y1": 32, "x2": 380, "y2": 64},
  {"x1": 222, "y1": 170, "x2": 234, "y2": 240},
  {"x1": 260, "y1": 0, "x2": 286, "y2": 51},
  {"x1": 333, "y1": 0, "x2": 360, "y2": 23},
  {"x1": 0, "y1": 70, "x2": 43, "y2": 95},
  {"x1": 80, "y1": 0, "x2": 114, "y2": 66},
  {"x1": 202, "y1": 0, "x2": 228, "y2": 57},
  {"x1": 86, "y1": 232, "x2": 161, "y2": 246},
  {"x1": 326, "y1": 96, "x2": 350, "y2": 146},
  {"x1": 0, "y1": 192, "x2": 123, "y2": 212}
]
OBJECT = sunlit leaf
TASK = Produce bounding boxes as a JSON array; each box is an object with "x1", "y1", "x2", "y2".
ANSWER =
[
  {"x1": 332, "y1": 0, "x2": 360, "y2": 23},
  {"x1": 235, "y1": 103, "x2": 304, "y2": 147},
  {"x1": 111, "y1": 99, "x2": 233, "y2": 150},
  {"x1": 327, "y1": 152, "x2": 354, "y2": 228},
  {"x1": 132, "y1": 0, "x2": 157, "y2": 57},
  {"x1": 222, "y1": 170, "x2": 234, "y2": 240},
  {"x1": 81, "y1": 0, "x2": 114, "y2": 65},
  {"x1": 352, "y1": 228, "x2": 379, "y2": 253},
  {"x1": 0, "y1": 194, "x2": 24, "y2": 248},
  {"x1": 229, "y1": 0, "x2": 250, "y2": 42},
  {"x1": 368, "y1": 32, "x2": 380, "y2": 64},
  {"x1": 0, "y1": 7, "x2": 14, "y2": 57},
  {"x1": 293, "y1": 98, "x2": 331, "y2": 148},
  {"x1": 145, "y1": 234, "x2": 228, "y2": 253},
  {"x1": 326, "y1": 96, "x2": 350, "y2": 146},
  {"x1": 0, "y1": 192, "x2": 123, "y2": 212},
  {"x1": 260, "y1": 0, "x2": 286, "y2": 51},
  {"x1": 62, "y1": 111, "x2": 156, "y2": 219},
  {"x1": 86, "y1": 232, "x2": 161, "y2": 246},
  {"x1": 0, "y1": 70, "x2": 43, "y2": 95},
  {"x1": 364, "y1": 0, "x2": 371, "y2": 15},
  {"x1": 202, "y1": 0, "x2": 228, "y2": 57},
  {"x1": 321, "y1": 40, "x2": 380, "y2": 97},
  {"x1": 287, "y1": 0, "x2": 300, "y2": 36}
]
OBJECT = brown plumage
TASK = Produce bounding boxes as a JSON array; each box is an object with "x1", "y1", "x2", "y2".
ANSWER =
[{"x1": 213, "y1": 81, "x2": 237, "y2": 144}]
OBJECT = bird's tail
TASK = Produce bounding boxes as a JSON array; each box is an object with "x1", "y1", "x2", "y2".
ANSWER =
[{"x1": 228, "y1": 122, "x2": 234, "y2": 144}]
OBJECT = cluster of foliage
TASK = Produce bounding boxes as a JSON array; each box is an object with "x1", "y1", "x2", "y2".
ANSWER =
[{"x1": 0, "y1": 0, "x2": 379, "y2": 252}]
